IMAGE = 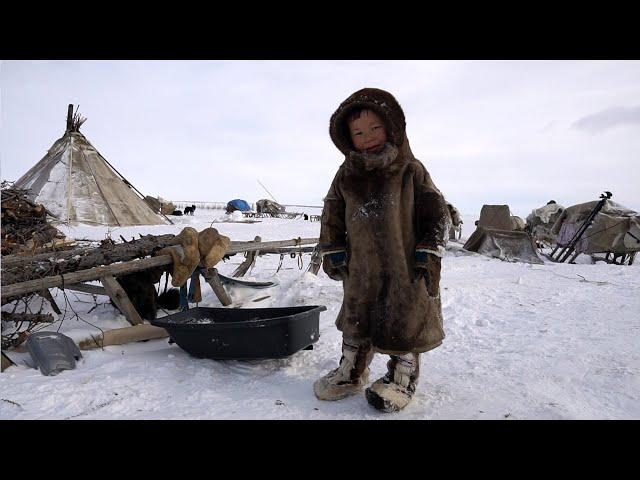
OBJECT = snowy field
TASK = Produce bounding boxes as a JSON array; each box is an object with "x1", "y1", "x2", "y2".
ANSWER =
[{"x1": 2, "y1": 209, "x2": 639, "y2": 419}]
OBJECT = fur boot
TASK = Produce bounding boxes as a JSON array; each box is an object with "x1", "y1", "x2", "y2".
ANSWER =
[
  {"x1": 313, "y1": 337, "x2": 373, "y2": 401},
  {"x1": 365, "y1": 353, "x2": 420, "y2": 412}
]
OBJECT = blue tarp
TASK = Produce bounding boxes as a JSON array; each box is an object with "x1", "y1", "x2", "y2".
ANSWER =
[{"x1": 227, "y1": 199, "x2": 251, "y2": 211}]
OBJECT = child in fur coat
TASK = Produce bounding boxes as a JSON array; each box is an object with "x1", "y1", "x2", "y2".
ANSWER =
[{"x1": 314, "y1": 88, "x2": 449, "y2": 412}]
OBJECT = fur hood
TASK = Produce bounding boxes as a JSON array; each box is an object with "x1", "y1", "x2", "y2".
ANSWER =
[
  {"x1": 329, "y1": 88, "x2": 407, "y2": 155},
  {"x1": 332, "y1": 89, "x2": 423, "y2": 173}
]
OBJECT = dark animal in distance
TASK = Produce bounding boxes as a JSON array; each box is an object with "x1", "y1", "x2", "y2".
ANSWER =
[
  {"x1": 183, "y1": 204, "x2": 197, "y2": 215},
  {"x1": 171, "y1": 210, "x2": 183, "y2": 216}
]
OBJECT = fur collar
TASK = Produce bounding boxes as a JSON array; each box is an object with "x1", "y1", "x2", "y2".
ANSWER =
[{"x1": 346, "y1": 143, "x2": 400, "y2": 173}]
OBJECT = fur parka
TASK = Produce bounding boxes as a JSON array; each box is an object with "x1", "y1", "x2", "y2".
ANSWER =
[{"x1": 320, "y1": 88, "x2": 449, "y2": 354}]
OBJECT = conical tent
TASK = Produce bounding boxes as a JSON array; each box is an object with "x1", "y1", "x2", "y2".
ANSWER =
[{"x1": 15, "y1": 106, "x2": 169, "y2": 227}]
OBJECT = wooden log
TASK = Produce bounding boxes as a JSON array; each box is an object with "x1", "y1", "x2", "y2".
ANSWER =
[
  {"x1": 227, "y1": 237, "x2": 317, "y2": 255},
  {"x1": 1, "y1": 352, "x2": 14, "y2": 372},
  {"x1": 1, "y1": 233, "x2": 180, "y2": 284},
  {"x1": 232, "y1": 236, "x2": 261, "y2": 277},
  {"x1": 100, "y1": 275, "x2": 144, "y2": 326},
  {"x1": 2, "y1": 256, "x2": 172, "y2": 303},
  {"x1": 1, "y1": 312, "x2": 55, "y2": 324},
  {"x1": 202, "y1": 268, "x2": 232, "y2": 306},
  {"x1": 63, "y1": 283, "x2": 108, "y2": 296},
  {"x1": 40, "y1": 289, "x2": 62, "y2": 315},
  {"x1": 257, "y1": 246, "x2": 317, "y2": 255},
  {"x1": 66, "y1": 104, "x2": 74, "y2": 131},
  {"x1": 2, "y1": 237, "x2": 319, "y2": 303},
  {"x1": 78, "y1": 324, "x2": 169, "y2": 350}
]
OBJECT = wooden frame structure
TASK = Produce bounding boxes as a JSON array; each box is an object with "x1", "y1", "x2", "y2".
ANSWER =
[{"x1": 2, "y1": 237, "x2": 319, "y2": 327}]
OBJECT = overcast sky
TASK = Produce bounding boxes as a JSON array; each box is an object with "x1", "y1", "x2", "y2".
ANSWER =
[{"x1": 1, "y1": 60, "x2": 639, "y2": 217}]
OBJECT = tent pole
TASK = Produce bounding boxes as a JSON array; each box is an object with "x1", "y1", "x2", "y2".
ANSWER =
[{"x1": 66, "y1": 104, "x2": 74, "y2": 132}]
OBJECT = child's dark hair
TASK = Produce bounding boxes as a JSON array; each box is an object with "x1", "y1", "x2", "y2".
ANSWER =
[{"x1": 346, "y1": 107, "x2": 371, "y2": 125}]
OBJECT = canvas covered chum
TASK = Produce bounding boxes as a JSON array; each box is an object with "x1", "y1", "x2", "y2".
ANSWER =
[
  {"x1": 15, "y1": 105, "x2": 169, "y2": 227},
  {"x1": 550, "y1": 195, "x2": 640, "y2": 265},
  {"x1": 463, "y1": 204, "x2": 544, "y2": 264}
]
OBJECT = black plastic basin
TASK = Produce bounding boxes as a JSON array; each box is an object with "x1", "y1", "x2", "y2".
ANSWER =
[{"x1": 151, "y1": 305, "x2": 326, "y2": 360}]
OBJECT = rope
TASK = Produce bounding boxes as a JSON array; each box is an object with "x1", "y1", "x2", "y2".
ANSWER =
[{"x1": 579, "y1": 219, "x2": 629, "y2": 242}]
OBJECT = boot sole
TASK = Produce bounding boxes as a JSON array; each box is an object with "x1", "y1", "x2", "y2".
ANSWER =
[
  {"x1": 365, "y1": 387, "x2": 399, "y2": 413},
  {"x1": 314, "y1": 380, "x2": 364, "y2": 401}
]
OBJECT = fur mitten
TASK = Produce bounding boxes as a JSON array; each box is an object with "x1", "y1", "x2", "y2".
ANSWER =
[{"x1": 413, "y1": 250, "x2": 441, "y2": 297}]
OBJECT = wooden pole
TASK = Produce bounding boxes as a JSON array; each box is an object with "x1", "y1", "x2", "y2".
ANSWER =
[
  {"x1": 2, "y1": 256, "x2": 172, "y2": 302},
  {"x1": 1, "y1": 233, "x2": 179, "y2": 279},
  {"x1": 66, "y1": 104, "x2": 74, "y2": 132},
  {"x1": 100, "y1": 275, "x2": 144, "y2": 325},
  {"x1": 62, "y1": 283, "x2": 108, "y2": 295},
  {"x1": 1, "y1": 312, "x2": 55, "y2": 324},
  {"x1": 232, "y1": 236, "x2": 261, "y2": 277},
  {"x1": 201, "y1": 268, "x2": 232, "y2": 306},
  {"x1": 40, "y1": 289, "x2": 62, "y2": 315},
  {"x1": 78, "y1": 324, "x2": 169, "y2": 350}
]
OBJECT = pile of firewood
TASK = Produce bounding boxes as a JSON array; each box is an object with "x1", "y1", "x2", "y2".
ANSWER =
[{"x1": 1, "y1": 181, "x2": 67, "y2": 256}]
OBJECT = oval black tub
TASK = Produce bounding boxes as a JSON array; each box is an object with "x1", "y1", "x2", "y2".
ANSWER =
[{"x1": 151, "y1": 305, "x2": 326, "y2": 360}]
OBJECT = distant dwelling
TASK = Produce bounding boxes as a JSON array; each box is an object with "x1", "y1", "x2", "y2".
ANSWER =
[
  {"x1": 15, "y1": 105, "x2": 170, "y2": 227},
  {"x1": 256, "y1": 199, "x2": 285, "y2": 216},
  {"x1": 463, "y1": 204, "x2": 543, "y2": 264},
  {"x1": 226, "y1": 199, "x2": 252, "y2": 214},
  {"x1": 526, "y1": 200, "x2": 565, "y2": 247},
  {"x1": 550, "y1": 197, "x2": 640, "y2": 265}
]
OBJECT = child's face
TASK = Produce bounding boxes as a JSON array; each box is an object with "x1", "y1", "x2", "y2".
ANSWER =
[{"x1": 348, "y1": 109, "x2": 388, "y2": 154}]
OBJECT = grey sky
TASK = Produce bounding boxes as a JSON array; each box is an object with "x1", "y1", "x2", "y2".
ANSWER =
[
  {"x1": 572, "y1": 105, "x2": 640, "y2": 134},
  {"x1": 1, "y1": 60, "x2": 639, "y2": 217}
]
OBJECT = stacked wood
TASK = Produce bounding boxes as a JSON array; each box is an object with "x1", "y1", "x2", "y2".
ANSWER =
[
  {"x1": 1, "y1": 182, "x2": 66, "y2": 256},
  {"x1": 2, "y1": 235, "x2": 319, "y2": 304},
  {"x1": 1, "y1": 233, "x2": 180, "y2": 286}
]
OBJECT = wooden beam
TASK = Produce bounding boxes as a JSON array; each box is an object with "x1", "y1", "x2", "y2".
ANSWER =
[
  {"x1": 66, "y1": 104, "x2": 74, "y2": 131},
  {"x1": 2, "y1": 255, "x2": 171, "y2": 303},
  {"x1": 63, "y1": 283, "x2": 108, "y2": 296},
  {"x1": 100, "y1": 275, "x2": 144, "y2": 325},
  {"x1": 232, "y1": 236, "x2": 261, "y2": 277},
  {"x1": 1, "y1": 312, "x2": 55, "y2": 324},
  {"x1": 202, "y1": 268, "x2": 232, "y2": 306},
  {"x1": 1, "y1": 233, "x2": 179, "y2": 282},
  {"x1": 78, "y1": 324, "x2": 169, "y2": 350},
  {"x1": 1, "y1": 353, "x2": 14, "y2": 372},
  {"x1": 40, "y1": 289, "x2": 62, "y2": 315}
]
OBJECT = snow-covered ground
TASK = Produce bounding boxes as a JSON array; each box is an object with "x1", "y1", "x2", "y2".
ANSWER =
[{"x1": 2, "y1": 210, "x2": 639, "y2": 419}]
